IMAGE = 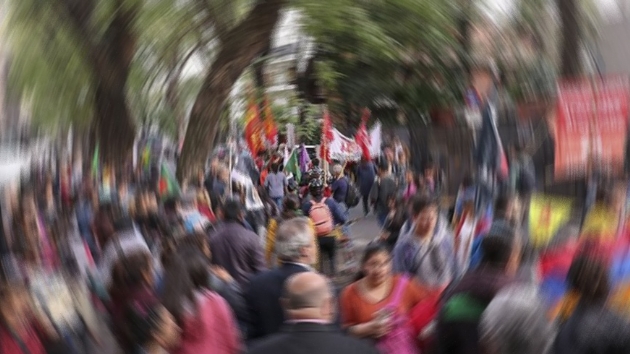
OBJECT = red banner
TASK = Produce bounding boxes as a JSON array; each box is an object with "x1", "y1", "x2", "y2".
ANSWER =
[
  {"x1": 554, "y1": 79, "x2": 593, "y2": 179},
  {"x1": 594, "y1": 78, "x2": 629, "y2": 174},
  {"x1": 554, "y1": 77, "x2": 629, "y2": 180}
]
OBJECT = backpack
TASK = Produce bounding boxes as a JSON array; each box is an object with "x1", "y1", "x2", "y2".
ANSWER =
[
  {"x1": 309, "y1": 198, "x2": 334, "y2": 236},
  {"x1": 345, "y1": 179, "x2": 360, "y2": 208}
]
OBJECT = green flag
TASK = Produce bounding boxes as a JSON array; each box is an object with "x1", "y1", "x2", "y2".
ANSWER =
[
  {"x1": 285, "y1": 148, "x2": 301, "y2": 182},
  {"x1": 91, "y1": 145, "x2": 99, "y2": 179},
  {"x1": 158, "y1": 162, "x2": 181, "y2": 199}
]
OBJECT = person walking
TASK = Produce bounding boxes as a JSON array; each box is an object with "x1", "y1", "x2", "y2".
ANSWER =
[
  {"x1": 302, "y1": 178, "x2": 347, "y2": 275},
  {"x1": 265, "y1": 162, "x2": 288, "y2": 211},
  {"x1": 370, "y1": 161, "x2": 397, "y2": 227},
  {"x1": 341, "y1": 243, "x2": 430, "y2": 354},
  {"x1": 245, "y1": 218, "x2": 318, "y2": 340},
  {"x1": 554, "y1": 255, "x2": 630, "y2": 354},
  {"x1": 393, "y1": 197, "x2": 460, "y2": 289},
  {"x1": 435, "y1": 235, "x2": 521, "y2": 354},
  {"x1": 356, "y1": 157, "x2": 376, "y2": 216},
  {"x1": 249, "y1": 272, "x2": 379, "y2": 354},
  {"x1": 331, "y1": 164, "x2": 350, "y2": 236},
  {"x1": 209, "y1": 199, "x2": 266, "y2": 287}
]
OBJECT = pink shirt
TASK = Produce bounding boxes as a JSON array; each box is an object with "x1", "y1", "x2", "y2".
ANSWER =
[
  {"x1": 176, "y1": 291, "x2": 241, "y2": 354},
  {"x1": 403, "y1": 183, "x2": 418, "y2": 200}
]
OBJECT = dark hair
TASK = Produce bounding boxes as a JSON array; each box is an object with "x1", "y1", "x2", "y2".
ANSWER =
[
  {"x1": 595, "y1": 186, "x2": 614, "y2": 206},
  {"x1": 271, "y1": 163, "x2": 280, "y2": 173},
  {"x1": 177, "y1": 232, "x2": 209, "y2": 255},
  {"x1": 378, "y1": 160, "x2": 390, "y2": 172},
  {"x1": 163, "y1": 197, "x2": 179, "y2": 214},
  {"x1": 494, "y1": 193, "x2": 516, "y2": 218},
  {"x1": 160, "y1": 253, "x2": 195, "y2": 324},
  {"x1": 109, "y1": 252, "x2": 153, "y2": 300},
  {"x1": 312, "y1": 158, "x2": 320, "y2": 167},
  {"x1": 479, "y1": 235, "x2": 514, "y2": 268},
  {"x1": 567, "y1": 255, "x2": 609, "y2": 304},
  {"x1": 114, "y1": 217, "x2": 135, "y2": 233},
  {"x1": 354, "y1": 243, "x2": 391, "y2": 281},
  {"x1": 185, "y1": 253, "x2": 211, "y2": 290},
  {"x1": 221, "y1": 198, "x2": 244, "y2": 222},
  {"x1": 461, "y1": 174, "x2": 474, "y2": 188},
  {"x1": 283, "y1": 195, "x2": 301, "y2": 213},
  {"x1": 127, "y1": 304, "x2": 166, "y2": 348},
  {"x1": 411, "y1": 196, "x2": 439, "y2": 216}
]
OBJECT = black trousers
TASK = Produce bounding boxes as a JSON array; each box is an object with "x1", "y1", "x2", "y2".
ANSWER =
[
  {"x1": 362, "y1": 194, "x2": 370, "y2": 215},
  {"x1": 318, "y1": 236, "x2": 337, "y2": 275}
]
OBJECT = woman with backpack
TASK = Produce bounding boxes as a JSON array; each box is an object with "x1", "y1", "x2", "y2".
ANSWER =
[
  {"x1": 301, "y1": 178, "x2": 347, "y2": 276},
  {"x1": 340, "y1": 243, "x2": 430, "y2": 354}
]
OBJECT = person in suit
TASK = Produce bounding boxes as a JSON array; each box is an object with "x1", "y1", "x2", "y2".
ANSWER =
[
  {"x1": 245, "y1": 217, "x2": 318, "y2": 340},
  {"x1": 249, "y1": 272, "x2": 379, "y2": 354}
]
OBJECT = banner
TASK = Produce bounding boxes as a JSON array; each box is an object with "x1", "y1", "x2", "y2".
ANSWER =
[
  {"x1": 554, "y1": 79, "x2": 593, "y2": 179},
  {"x1": 554, "y1": 77, "x2": 629, "y2": 179},
  {"x1": 529, "y1": 194, "x2": 573, "y2": 248},
  {"x1": 329, "y1": 129, "x2": 362, "y2": 162},
  {"x1": 594, "y1": 77, "x2": 630, "y2": 175}
]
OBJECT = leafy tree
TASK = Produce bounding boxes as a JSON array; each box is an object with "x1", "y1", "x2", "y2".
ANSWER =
[
  {"x1": 296, "y1": 0, "x2": 460, "y2": 132},
  {"x1": 177, "y1": 0, "x2": 288, "y2": 180},
  {"x1": 6, "y1": 0, "x2": 144, "y2": 166}
]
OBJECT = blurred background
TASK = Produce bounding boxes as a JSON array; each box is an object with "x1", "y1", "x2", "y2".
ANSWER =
[{"x1": 0, "y1": 0, "x2": 627, "y2": 189}]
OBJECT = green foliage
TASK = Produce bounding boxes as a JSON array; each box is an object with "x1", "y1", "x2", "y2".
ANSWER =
[
  {"x1": 5, "y1": 1, "x2": 94, "y2": 131},
  {"x1": 296, "y1": 0, "x2": 460, "y2": 125}
]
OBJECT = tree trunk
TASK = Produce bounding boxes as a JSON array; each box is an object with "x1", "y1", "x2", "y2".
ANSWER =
[
  {"x1": 54, "y1": 0, "x2": 138, "y2": 169},
  {"x1": 458, "y1": 0, "x2": 473, "y2": 76},
  {"x1": 558, "y1": 0, "x2": 582, "y2": 78},
  {"x1": 177, "y1": 0, "x2": 287, "y2": 181}
]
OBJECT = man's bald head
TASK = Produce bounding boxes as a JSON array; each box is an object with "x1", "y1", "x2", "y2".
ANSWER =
[{"x1": 282, "y1": 272, "x2": 334, "y2": 322}]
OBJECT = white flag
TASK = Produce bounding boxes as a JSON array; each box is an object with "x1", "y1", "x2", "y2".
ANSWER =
[{"x1": 369, "y1": 122, "x2": 382, "y2": 157}]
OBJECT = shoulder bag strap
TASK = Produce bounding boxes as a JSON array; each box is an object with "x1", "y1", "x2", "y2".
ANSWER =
[{"x1": 387, "y1": 276, "x2": 409, "y2": 308}]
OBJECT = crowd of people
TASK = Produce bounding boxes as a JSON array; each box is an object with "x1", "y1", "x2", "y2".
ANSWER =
[{"x1": 1, "y1": 131, "x2": 630, "y2": 354}]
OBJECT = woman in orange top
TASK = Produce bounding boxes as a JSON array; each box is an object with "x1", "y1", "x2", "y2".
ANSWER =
[{"x1": 340, "y1": 243, "x2": 430, "y2": 341}]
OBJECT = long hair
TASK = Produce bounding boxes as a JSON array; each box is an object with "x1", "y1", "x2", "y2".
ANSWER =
[
  {"x1": 109, "y1": 252, "x2": 153, "y2": 301},
  {"x1": 160, "y1": 252, "x2": 195, "y2": 325}
]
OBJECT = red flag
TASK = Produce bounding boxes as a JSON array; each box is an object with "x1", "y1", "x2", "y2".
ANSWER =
[
  {"x1": 263, "y1": 98, "x2": 278, "y2": 147},
  {"x1": 355, "y1": 108, "x2": 372, "y2": 160},
  {"x1": 244, "y1": 101, "x2": 264, "y2": 155},
  {"x1": 320, "y1": 109, "x2": 334, "y2": 162}
]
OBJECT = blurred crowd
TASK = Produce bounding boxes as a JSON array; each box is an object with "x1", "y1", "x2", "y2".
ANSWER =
[{"x1": 0, "y1": 136, "x2": 629, "y2": 354}]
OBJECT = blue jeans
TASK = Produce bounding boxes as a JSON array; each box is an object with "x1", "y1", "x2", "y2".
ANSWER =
[
  {"x1": 273, "y1": 197, "x2": 283, "y2": 212},
  {"x1": 339, "y1": 202, "x2": 350, "y2": 236},
  {"x1": 377, "y1": 211, "x2": 388, "y2": 227}
]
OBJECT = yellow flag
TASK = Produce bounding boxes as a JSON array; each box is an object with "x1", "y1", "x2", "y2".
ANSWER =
[
  {"x1": 529, "y1": 194, "x2": 573, "y2": 247},
  {"x1": 581, "y1": 204, "x2": 618, "y2": 241}
]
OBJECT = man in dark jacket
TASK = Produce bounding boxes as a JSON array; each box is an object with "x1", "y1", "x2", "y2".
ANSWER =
[
  {"x1": 245, "y1": 217, "x2": 317, "y2": 341},
  {"x1": 436, "y1": 234, "x2": 520, "y2": 354},
  {"x1": 356, "y1": 157, "x2": 376, "y2": 216},
  {"x1": 209, "y1": 199, "x2": 266, "y2": 287},
  {"x1": 249, "y1": 272, "x2": 379, "y2": 354},
  {"x1": 369, "y1": 161, "x2": 397, "y2": 227}
]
